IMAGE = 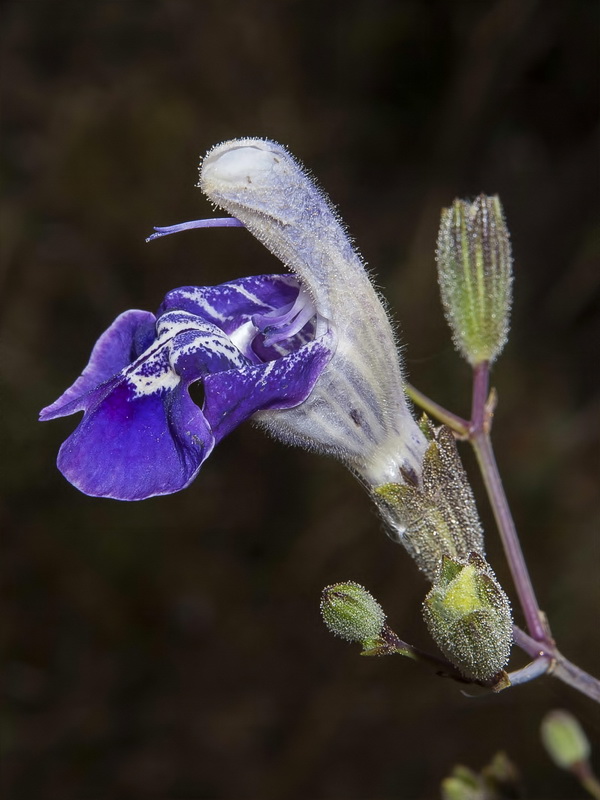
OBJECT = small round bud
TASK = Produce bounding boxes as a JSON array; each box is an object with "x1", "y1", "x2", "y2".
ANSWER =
[
  {"x1": 441, "y1": 768, "x2": 480, "y2": 800},
  {"x1": 320, "y1": 581, "x2": 386, "y2": 645},
  {"x1": 423, "y1": 553, "x2": 513, "y2": 682},
  {"x1": 441, "y1": 753, "x2": 520, "y2": 800},
  {"x1": 541, "y1": 710, "x2": 591, "y2": 770},
  {"x1": 436, "y1": 194, "x2": 513, "y2": 366}
]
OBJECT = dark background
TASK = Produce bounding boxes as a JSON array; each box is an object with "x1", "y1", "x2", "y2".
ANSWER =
[{"x1": 2, "y1": 1, "x2": 599, "y2": 798}]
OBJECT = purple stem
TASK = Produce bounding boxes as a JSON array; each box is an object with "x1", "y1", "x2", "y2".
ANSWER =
[
  {"x1": 505, "y1": 656, "x2": 551, "y2": 687},
  {"x1": 469, "y1": 361, "x2": 547, "y2": 642},
  {"x1": 469, "y1": 362, "x2": 488, "y2": 434},
  {"x1": 513, "y1": 625, "x2": 600, "y2": 702}
]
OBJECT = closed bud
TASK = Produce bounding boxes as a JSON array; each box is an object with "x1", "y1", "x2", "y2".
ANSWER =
[
  {"x1": 441, "y1": 753, "x2": 520, "y2": 800},
  {"x1": 320, "y1": 581, "x2": 386, "y2": 647},
  {"x1": 441, "y1": 766, "x2": 480, "y2": 800},
  {"x1": 436, "y1": 194, "x2": 513, "y2": 366},
  {"x1": 423, "y1": 553, "x2": 513, "y2": 682},
  {"x1": 541, "y1": 710, "x2": 591, "y2": 770}
]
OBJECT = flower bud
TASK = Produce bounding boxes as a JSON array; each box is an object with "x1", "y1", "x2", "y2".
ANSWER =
[
  {"x1": 541, "y1": 710, "x2": 591, "y2": 770},
  {"x1": 436, "y1": 194, "x2": 513, "y2": 366},
  {"x1": 423, "y1": 553, "x2": 513, "y2": 682},
  {"x1": 441, "y1": 766, "x2": 480, "y2": 800},
  {"x1": 320, "y1": 581, "x2": 386, "y2": 647},
  {"x1": 441, "y1": 753, "x2": 520, "y2": 800}
]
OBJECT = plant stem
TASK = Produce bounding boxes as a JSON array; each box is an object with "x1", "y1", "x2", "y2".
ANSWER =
[
  {"x1": 513, "y1": 626, "x2": 600, "y2": 702},
  {"x1": 405, "y1": 384, "x2": 469, "y2": 435},
  {"x1": 576, "y1": 763, "x2": 600, "y2": 800},
  {"x1": 470, "y1": 435, "x2": 547, "y2": 641},
  {"x1": 468, "y1": 363, "x2": 547, "y2": 642},
  {"x1": 379, "y1": 625, "x2": 504, "y2": 690},
  {"x1": 505, "y1": 656, "x2": 551, "y2": 687},
  {"x1": 470, "y1": 362, "x2": 489, "y2": 433}
]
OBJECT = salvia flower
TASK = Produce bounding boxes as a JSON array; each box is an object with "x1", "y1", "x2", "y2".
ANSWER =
[{"x1": 41, "y1": 138, "x2": 428, "y2": 499}]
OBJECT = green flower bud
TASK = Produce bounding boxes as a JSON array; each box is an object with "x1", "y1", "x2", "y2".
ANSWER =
[
  {"x1": 441, "y1": 766, "x2": 480, "y2": 800},
  {"x1": 436, "y1": 194, "x2": 513, "y2": 366},
  {"x1": 442, "y1": 753, "x2": 520, "y2": 800},
  {"x1": 320, "y1": 581, "x2": 386, "y2": 647},
  {"x1": 423, "y1": 553, "x2": 513, "y2": 682},
  {"x1": 541, "y1": 710, "x2": 591, "y2": 770}
]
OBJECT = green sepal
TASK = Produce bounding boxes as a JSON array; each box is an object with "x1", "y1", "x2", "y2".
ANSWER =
[
  {"x1": 423, "y1": 553, "x2": 513, "y2": 682},
  {"x1": 373, "y1": 421, "x2": 485, "y2": 582}
]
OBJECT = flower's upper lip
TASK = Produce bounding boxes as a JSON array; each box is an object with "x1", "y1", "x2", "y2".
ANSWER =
[
  {"x1": 199, "y1": 141, "x2": 292, "y2": 231},
  {"x1": 201, "y1": 141, "x2": 278, "y2": 185}
]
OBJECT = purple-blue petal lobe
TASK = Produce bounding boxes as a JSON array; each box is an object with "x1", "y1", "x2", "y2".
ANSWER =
[
  {"x1": 56, "y1": 379, "x2": 215, "y2": 500},
  {"x1": 159, "y1": 275, "x2": 300, "y2": 334},
  {"x1": 204, "y1": 337, "x2": 332, "y2": 442},
  {"x1": 40, "y1": 310, "x2": 157, "y2": 421}
]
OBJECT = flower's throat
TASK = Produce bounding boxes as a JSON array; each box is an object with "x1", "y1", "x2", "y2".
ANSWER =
[
  {"x1": 146, "y1": 215, "x2": 321, "y2": 357},
  {"x1": 253, "y1": 286, "x2": 316, "y2": 347}
]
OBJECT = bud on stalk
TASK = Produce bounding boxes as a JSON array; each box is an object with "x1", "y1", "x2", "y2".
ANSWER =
[
  {"x1": 320, "y1": 581, "x2": 386, "y2": 650},
  {"x1": 541, "y1": 710, "x2": 592, "y2": 770},
  {"x1": 436, "y1": 195, "x2": 513, "y2": 366}
]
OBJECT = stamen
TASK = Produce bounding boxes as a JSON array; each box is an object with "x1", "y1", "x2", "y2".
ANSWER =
[
  {"x1": 146, "y1": 217, "x2": 245, "y2": 242},
  {"x1": 253, "y1": 287, "x2": 317, "y2": 347},
  {"x1": 252, "y1": 301, "x2": 296, "y2": 330}
]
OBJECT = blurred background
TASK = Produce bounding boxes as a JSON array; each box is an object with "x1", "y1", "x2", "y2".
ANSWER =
[{"x1": 2, "y1": 1, "x2": 599, "y2": 797}]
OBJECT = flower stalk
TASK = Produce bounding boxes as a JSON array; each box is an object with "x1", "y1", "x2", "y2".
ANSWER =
[{"x1": 467, "y1": 361, "x2": 547, "y2": 643}]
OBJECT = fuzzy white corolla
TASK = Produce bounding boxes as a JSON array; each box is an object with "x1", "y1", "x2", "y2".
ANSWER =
[{"x1": 199, "y1": 138, "x2": 428, "y2": 488}]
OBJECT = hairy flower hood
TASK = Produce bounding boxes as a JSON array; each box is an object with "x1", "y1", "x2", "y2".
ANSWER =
[{"x1": 199, "y1": 138, "x2": 427, "y2": 486}]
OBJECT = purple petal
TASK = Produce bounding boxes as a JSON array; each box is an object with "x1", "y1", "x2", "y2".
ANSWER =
[
  {"x1": 203, "y1": 336, "x2": 333, "y2": 442},
  {"x1": 56, "y1": 379, "x2": 215, "y2": 500},
  {"x1": 156, "y1": 311, "x2": 248, "y2": 378},
  {"x1": 46, "y1": 313, "x2": 253, "y2": 500},
  {"x1": 158, "y1": 275, "x2": 300, "y2": 335},
  {"x1": 40, "y1": 310, "x2": 156, "y2": 420}
]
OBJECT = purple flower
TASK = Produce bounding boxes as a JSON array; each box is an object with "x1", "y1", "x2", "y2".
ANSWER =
[
  {"x1": 40, "y1": 275, "x2": 331, "y2": 500},
  {"x1": 42, "y1": 137, "x2": 430, "y2": 502}
]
